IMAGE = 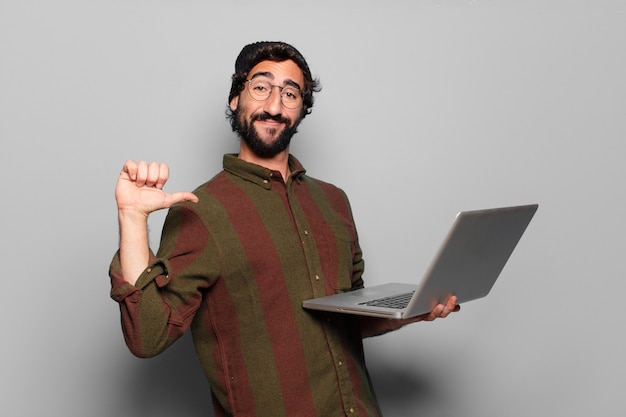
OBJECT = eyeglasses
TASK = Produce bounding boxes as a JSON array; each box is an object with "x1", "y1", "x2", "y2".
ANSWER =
[{"x1": 245, "y1": 78, "x2": 303, "y2": 109}]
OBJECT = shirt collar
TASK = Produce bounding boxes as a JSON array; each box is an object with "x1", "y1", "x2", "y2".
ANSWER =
[{"x1": 222, "y1": 154, "x2": 307, "y2": 189}]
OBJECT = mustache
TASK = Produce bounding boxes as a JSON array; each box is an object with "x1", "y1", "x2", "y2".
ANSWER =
[{"x1": 251, "y1": 112, "x2": 291, "y2": 125}]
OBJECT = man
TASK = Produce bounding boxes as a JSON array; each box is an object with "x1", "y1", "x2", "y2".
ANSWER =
[{"x1": 110, "y1": 41, "x2": 459, "y2": 417}]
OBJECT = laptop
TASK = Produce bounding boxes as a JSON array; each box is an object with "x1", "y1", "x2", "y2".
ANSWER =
[{"x1": 302, "y1": 204, "x2": 538, "y2": 319}]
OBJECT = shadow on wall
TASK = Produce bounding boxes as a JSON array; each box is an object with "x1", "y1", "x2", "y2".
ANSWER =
[
  {"x1": 368, "y1": 360, "x2": 449, "y2": 417},
  {"x1": 114, "y1": 332, "x2": 214, "y2": 417}
]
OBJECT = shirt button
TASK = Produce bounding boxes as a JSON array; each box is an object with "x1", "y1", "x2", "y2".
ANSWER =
[
  {"x1": 314, "y1": 274, "x2": 320, "y2": 281},
  {"x1": 349, "y1": 407, "x2": 355, "y2": 413},
  {"x1": 338, "y1": 360, "x2": 343, "y2": 367},
  {"x1": 146, "y1": 268, "x2": 152, "y2": 273}
]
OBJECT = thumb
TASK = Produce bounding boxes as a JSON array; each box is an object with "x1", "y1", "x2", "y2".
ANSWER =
[{"x1": 166, "y1": 191, "x2": 199, "y2": 207}]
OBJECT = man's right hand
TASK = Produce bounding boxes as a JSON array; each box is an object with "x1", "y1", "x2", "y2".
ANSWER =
[
  {"x1": 116, "y1": 160, "x2": 199, "y2": 218},
  {"x1": 115, "y1": 160, "x2": 198, "y2": 285}
]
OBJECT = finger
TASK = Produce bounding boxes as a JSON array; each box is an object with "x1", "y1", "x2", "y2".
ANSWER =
[
  {"x1": 449, "y1": 295, "x2": 458, "y2": 306},
  {"x1": 145, "y1": 161, "x2": 162, "y2": 187},
  {"x1": 446, "y1": 296, "x2": 458, "y2": 311},
  {"x1": 122, "y1": 160, "x2": 138, "y2": 180},
  {"x1": 441, "y1": 297, "x2": 460, "y2": 318},
  {"x1": 424, "y1": 304, "x2": 444, "y2": 321},
  {"x1": 439, "y1": 305, "x2": 454, "y2": 319},
  {"x1": 135, "y1": 161, "x2": 149, "y2": 187},
  {"x1": 440, "y1": 297, "x2": 455, "y2": 316},
  {"x1": 155, "y1": 163, "x2": 169, "y2": 190}
]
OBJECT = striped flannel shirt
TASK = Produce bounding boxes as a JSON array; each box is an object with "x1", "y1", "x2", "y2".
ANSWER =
[{"x1": 110, "y1": 154, "x2": 384, "y2": 417}]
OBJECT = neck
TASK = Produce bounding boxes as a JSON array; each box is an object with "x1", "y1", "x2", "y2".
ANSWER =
[{"x1": 238, "y1": 143, "x2": 291, "y2": 181}]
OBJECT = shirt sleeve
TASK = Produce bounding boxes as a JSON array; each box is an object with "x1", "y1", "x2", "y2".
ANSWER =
[
  {"x1": 350, "y1": 233, "x2": 365, "y2": 291},
  {"x1": 109, "y1": 203, "x2": 218, "y2": 358},
  {"x1": 335, "y1": 189, "x2": 406, "y2": 338},
  {"x1": 343, "y1": 189, "x2": 365, "y2": 292}
]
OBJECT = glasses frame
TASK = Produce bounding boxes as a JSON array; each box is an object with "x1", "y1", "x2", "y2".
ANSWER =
[{"x1": 245, "y1": 79, "x2": 303, "y2": 109}]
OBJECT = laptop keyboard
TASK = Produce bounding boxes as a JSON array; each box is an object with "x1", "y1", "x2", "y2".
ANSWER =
[{"x1": 358, "y1": 291, "x2": 415, "y2": 309}]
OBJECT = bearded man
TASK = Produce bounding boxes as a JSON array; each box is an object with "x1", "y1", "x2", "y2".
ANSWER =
[{"x1": 110, "y1": 41, "x2": 458, "y2": 417}]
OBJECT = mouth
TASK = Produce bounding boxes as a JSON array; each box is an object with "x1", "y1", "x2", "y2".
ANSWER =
[
  {"x1": 253, "y1": 113, "x2": 290, "y2": 127},
  {"x1": 255, "y1": 118, "x2": 284, "y2": 128}
]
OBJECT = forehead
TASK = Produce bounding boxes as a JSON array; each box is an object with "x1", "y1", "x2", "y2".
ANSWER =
[{"x1": 248, "y1": 60, "x2": 305, "y2": 87}]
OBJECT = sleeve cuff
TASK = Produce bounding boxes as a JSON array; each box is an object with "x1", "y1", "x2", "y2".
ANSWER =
[{"x1": 108, "y1": 251, "x2": 171, "y2": 302}]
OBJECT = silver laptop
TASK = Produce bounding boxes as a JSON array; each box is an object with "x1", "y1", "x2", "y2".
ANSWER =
[{"x1": 302, "y1": 204, "x2": 538, "y2": 319}]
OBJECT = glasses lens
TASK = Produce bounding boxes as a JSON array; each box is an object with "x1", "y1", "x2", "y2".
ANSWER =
[
  {"x1": 280, "y1": 87, "x2": 301, "y2": 109},
  {"x1": 248, "y1": 79, "x2": 271, "y2": 101},
  {"x1": 247, "y1": 79, "x2": 302, "y2": 109}
]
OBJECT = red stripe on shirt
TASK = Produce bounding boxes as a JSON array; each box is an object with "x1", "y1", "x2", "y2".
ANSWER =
[{"x1": 211, "y1": 176, "x2": 317, "y2": 416}]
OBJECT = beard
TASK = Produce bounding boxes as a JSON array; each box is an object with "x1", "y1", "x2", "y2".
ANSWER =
[{"x1": 234, "y1": 110, "x2": 301, "y2": 158}]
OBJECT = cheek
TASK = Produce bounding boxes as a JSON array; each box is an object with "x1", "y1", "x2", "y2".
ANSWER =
[
  {"x1": 239, "y1": 101, "x2": 263, "y2": 119},
  {"x1": 290, "y1": 112, "x2": 304, "y2": 127}
]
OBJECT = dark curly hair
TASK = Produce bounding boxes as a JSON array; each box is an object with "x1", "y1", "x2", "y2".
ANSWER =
[{"x1": 226, "y1": 41, "x2": 321, "y2": 131}]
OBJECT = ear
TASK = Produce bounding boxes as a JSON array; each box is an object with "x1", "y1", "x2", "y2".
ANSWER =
[{"x1": 229, "y1": 96, "x2": 239, "y2": 112}]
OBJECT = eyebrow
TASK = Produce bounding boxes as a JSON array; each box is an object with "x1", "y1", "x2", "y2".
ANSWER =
[{"x1": 249, "y1": 71, "x2": 302, "y2": 91}]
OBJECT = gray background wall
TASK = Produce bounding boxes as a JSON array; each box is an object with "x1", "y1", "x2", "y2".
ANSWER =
[{"x1": 2, "y1": 0, "x2": 624, "y2": 416}]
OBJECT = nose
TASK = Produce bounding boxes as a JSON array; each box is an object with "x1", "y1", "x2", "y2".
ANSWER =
[{"x1": 262, "y1": 86, "x2": 283, "y2": 116}]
